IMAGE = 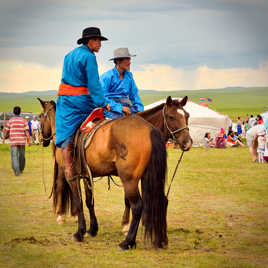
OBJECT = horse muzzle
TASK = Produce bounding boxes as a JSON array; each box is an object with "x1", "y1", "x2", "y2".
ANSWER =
[{"x1": 178, "y1": 138, "x2": 192, "y2": 151}]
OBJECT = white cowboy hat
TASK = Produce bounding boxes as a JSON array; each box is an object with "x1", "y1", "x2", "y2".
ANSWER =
[{"x1": 109, "y1": 48, "x2": 136, "y2": 60}]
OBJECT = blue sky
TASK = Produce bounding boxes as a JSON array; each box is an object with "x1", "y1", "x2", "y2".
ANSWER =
[{"x1": 0, "y1": 0, "x2": 268, "y2": 92}]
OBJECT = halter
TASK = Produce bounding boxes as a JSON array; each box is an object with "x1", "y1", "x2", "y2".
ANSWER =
[
  {"x1": 40, "y1": 104, "x2": 56, "y2": 142},
  {"x1": 162, "y1": 105, "x2": 189, "y2": 140}
]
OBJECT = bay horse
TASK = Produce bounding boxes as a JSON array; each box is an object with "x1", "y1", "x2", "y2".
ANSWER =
[
  {"x1": 121, "y1": 96, "x2": 192, "y2": 233},
  {"x1": 38, "y1": 98, "x2": 168, "y2": 249}
]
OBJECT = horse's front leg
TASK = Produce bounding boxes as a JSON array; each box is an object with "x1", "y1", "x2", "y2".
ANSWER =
[
  {"x1": 83, "y1": 179, "x2": 98, "y2": 237},
  {"x1": 55, "y1": 167, "x2": 66, "y2": 224},
  {"x1": 68, "y1": 180, "x2": 86, "y2": 242},
  {"x1": 121, "y1": 196, "x2": 131, "y2": 235}
]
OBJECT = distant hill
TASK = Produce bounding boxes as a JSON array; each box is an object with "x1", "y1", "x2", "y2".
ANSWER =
[
  {"x1": 0, "y1": 86, "x2": 265, "y2": 95},
  {"x1": 0, "y1": 90, "x2": 57, "y2": 96}
]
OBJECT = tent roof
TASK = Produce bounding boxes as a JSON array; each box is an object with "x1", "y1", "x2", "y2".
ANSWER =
[{"x1": 261, "y1": 110, "x2": 268, "y2": 122}]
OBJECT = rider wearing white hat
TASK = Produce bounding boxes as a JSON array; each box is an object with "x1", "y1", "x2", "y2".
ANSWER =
[{"x1": 100, "y1": 48, "x2": 144, "y2": 119}]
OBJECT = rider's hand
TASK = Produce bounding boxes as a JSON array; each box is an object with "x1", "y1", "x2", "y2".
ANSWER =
[
  {"x1": 122, "y1": 106, "x2": 131, "y2": 115},
  {"x1": 105, "y1": 104, "x2": 110, "y2": 112}
]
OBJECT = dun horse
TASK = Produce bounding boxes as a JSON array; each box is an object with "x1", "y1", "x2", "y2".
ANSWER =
[{"x1": 38, "y1": 98, "x2": 168, "y2": 250}]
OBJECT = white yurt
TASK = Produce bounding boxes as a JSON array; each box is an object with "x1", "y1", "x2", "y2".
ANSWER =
[{"x1": 145, "y1": 98, "x2": 232, "y2": 147}]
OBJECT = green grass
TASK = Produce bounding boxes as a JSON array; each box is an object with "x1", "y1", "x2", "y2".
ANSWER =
[
  {"x1": 0, "y1": 145, "x2": 268, "y2": 267},
  {"x1": 0, "y1": 87, "x2": 268, "y2": 267},
  {"x1": 0, "y1": 87, "x2": 268, "y2": 121}
]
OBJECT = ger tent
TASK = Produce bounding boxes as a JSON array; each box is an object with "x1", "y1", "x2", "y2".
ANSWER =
[{"x1": 144, "y1": 98, "x2": 232, "y2": 147}]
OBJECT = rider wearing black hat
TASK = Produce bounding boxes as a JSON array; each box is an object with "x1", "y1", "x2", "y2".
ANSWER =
[{"x1": 56, "y1": 27, "x2": 110, "y2": 181}]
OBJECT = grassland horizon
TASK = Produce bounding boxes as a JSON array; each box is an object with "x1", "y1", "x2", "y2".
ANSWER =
[{"x1": 0, "y1": 87, "x2": 267, "y2": 121}]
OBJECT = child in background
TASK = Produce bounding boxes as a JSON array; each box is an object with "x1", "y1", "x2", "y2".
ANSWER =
[
  {"x1": 257, "y1": 129, "x2": 266, "y2": 163},
  {"x1": 204, "y1": 132, "x2": 214, "y2": 149},
  {"x1": 237, "y1": 117, "x2": 242, "y2": 136}
]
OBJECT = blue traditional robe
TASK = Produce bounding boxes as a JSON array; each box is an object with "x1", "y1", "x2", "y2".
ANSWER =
[
  {"x1": 56, "y1": 45, "x2": 107, "y2": 146},
  {"x1": 100, "y1": 67, "x2": 144, "y2": 119}
]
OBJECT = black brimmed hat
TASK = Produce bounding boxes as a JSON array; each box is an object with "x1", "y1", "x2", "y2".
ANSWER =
[{"x1": 77, "y1": 27, "x2": 108, "y2": 44}]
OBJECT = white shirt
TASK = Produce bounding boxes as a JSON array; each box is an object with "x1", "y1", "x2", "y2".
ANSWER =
[{"x1": 31, "y1": 120, "x2": 40, "y2": 130}]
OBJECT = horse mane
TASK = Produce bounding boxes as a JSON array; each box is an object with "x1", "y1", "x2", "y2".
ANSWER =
[
  {"x1": 139, "y1": 98, "x2": 183, "y2": 118},
  {"x1": 139, "y1": 103, "x2": 165, "y2": 117}
]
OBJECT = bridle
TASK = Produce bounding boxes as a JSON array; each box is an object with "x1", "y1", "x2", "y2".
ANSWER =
[
  {"x1": 162, "y1": 105, "x2": 189, "y2": 140},
  {"x1": 40, "y1": 104, "x2": 56, "y2": 142}
]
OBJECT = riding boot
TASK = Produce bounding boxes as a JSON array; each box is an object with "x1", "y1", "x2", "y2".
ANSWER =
[{"x1": 62, "y1": 144, "x2": 78, "y2": 182}]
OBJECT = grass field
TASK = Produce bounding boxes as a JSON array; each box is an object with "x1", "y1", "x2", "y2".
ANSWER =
[
  {"x1": 0, "y1": 144, "x2": 268, "y2": 268},
  {"x1": 0, "y1": 87, "x2": 268, "y2": 267},
  {"x1": 0, "y1": 87, "x2": 268, "y2": 121}
]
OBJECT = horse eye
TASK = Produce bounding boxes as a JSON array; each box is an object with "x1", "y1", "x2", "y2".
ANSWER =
[{"x1": 169, "y1": 116, "x2": 175, "y2": 121}]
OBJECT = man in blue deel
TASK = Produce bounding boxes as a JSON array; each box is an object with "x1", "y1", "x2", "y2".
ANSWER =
[
  {"x1": 100, "y1": 48, "x2": 144, "y2": 119},
  {"x1": 56, "y1": 27, "x2": 110, "y2": 181}
]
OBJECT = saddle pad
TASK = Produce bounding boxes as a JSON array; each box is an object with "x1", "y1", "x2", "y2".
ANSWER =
[{"x1": 80, "y1": 108, "x2": 105, "y2": 133}]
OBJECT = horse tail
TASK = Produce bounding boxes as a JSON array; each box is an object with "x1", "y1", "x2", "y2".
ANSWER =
[
  {"x1": 141, "y1": 128, "x2": 168, "y2": 248},
  {"x1": 51, "y1": 159, "x2": 77, "y2": 216}
]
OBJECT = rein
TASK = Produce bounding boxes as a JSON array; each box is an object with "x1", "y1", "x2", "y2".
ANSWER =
[
  {"x1": 162, "y1": 105, "x2": 189, "y2": 140},
  {"x1": 166, "y1": 150, "x2": 184, "y2": 197}
]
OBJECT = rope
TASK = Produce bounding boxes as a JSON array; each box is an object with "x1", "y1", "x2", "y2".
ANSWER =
[
  {"x1": 166, "y1": 151, "x2": 184, "y2": 197},
  {"x1": 41, "y1": 145, "x2": 47, "y2": 194}
]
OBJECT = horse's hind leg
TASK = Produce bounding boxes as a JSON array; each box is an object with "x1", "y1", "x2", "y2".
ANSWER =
[
  {"x1": 121, "y1": 196, "x2": 131, "y2": 235},
  {"x1": 119, "y1": 184, "x2": 142, "y2": 250},
  {"x1": 83, "y1": 179, "x2": 98, "y2": 237}
]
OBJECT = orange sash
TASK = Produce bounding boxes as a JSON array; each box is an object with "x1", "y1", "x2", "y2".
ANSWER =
[{"x1": 58, "y1": 83, "x2": 89, "y2": 95}]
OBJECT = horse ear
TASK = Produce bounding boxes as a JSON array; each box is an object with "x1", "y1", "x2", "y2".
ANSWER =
[
  {"x1": 50, "y1": 100, "x2": 56, "y2": 107},
  {"x1": 166, "y1": 96, "x2": 172, "y2": 106},
  {"x1": 37, "y1": 97, "x2": 45, "y2": 108},
  {"x1": 180, "y1": 96, "x2": 188, "y2": 107}
]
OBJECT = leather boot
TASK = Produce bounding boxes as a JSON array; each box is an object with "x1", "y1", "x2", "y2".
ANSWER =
[{"x1": 62, "y1": 144, "x2": 78, "y2": 181}]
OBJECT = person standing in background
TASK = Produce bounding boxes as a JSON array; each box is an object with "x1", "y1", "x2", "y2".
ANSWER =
[
  {"x1": 237, "y1": 117, "x2": 242, "y2": 136},
  {"x1": 25, "y1": 116, "x2": 32, "y2": 144},
  {"x1": 31, "y1": 116, "x2": 40, "y2": 144},
  {"x1": 4, "y1": 106, "x2": 31, "y2": 176},
  {"x1": 257, "y1": 129, "x2": 266, "y2": 163},
  {"x1": 248, "y1": 115, "x2": 256, "y2": 129}
]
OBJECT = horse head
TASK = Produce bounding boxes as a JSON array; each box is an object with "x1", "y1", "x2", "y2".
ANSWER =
[
  {"x1": 163, "y1": 96, "x2": 192, "y2": 151},
  {"x1": 37, "y1": 98, "x2": 56, "y2": 147}
]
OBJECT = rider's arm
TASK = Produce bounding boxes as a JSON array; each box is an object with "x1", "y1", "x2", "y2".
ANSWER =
[
  {"x1": 100, "y1": 72, "x2": 123, "y2": 114},
  {"x1": 85, "y1": 54, "x2": 107, "y2": 108},
  {"x1": 128, "y1": 73, "x2": 144, "y2": 113}
]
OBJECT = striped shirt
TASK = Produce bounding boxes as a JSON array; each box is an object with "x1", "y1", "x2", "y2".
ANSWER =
[{"x1": 5, "y1": 116, "x2": 28, "y2": 146}]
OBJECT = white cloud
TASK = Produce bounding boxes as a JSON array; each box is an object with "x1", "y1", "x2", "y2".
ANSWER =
[
  {"x1": 0, "y1": 60, "x2": 267, "y2": 93},
  {"x1": 133, "y1": 61, "x2": 268, "y2": 90},
  {"x1": 0, "y1": 61, "x2": 61, "y2": 92}
]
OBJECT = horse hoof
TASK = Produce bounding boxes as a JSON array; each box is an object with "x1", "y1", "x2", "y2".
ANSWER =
[
  {"x1": 56, "y1": 215, "x2": 65, "y2": 225},
  {"x1": 87, "y1": 228, "x2": 98, "y2": 237},
  {"x1": 119, "y1": 241, "x2": 136, "y2": 250},
  {"x1": 72, "y1": 233, "x2": 83, "y2": 242}
]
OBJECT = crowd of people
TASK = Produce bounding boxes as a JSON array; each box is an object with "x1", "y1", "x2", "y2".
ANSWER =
[{"x1": 203, "y1": 113, "x2": 268, "y2": 164}]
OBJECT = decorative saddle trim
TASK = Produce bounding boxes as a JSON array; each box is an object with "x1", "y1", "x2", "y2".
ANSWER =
[{"x1": 80, "y1": 107, "x2": 105, "y2": 133}]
